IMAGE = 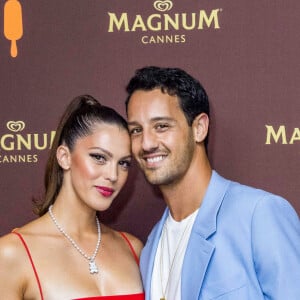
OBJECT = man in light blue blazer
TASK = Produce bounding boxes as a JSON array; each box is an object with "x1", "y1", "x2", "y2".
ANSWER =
[{"x1": 125, "y1": 66, "x2": 300, "y2": 299}]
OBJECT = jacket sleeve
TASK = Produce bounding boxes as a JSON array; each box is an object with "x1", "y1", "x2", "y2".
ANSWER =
[{"x1": 251, "y1": 195, "x2": 300, "y2": 299}]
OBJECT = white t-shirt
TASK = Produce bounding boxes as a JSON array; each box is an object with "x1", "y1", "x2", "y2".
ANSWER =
[{"x1": 151, "y1": 209, "x2": 199, "y2": 300}]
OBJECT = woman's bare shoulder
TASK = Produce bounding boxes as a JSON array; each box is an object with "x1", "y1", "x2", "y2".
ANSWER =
[
  {"x1": 0, "y1": 231, "x2": 28, "y2": 296},
  {"x1": 0, "y1": 216, "x2": 48, "y2": 262},
  {"x1": 0, "y1": 217, "x2": 49, "y2": 298},
  {"x1": 0, "y1": 231, "x2": 26, "y2": 261},
  {"x1": 118, "y1": 230, "x2": 144, "y2": 257},
  {"x1": 103, "y1": 225, "x2": 143, "y2": 251}
]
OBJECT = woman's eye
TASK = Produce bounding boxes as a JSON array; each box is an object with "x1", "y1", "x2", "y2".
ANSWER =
[
  {"x1": 119, "y1": 160, "x2": 131, "y2": 170},
  {"x1": 90, "y1": 153, "x2": 106, "y2": 163}
]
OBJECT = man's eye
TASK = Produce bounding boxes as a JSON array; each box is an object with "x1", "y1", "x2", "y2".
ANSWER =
[
  {"x1": 90, "y1": 154, "x2": 106, "y2": 163},
  {"x1": 156, "y1": 123, "x2": 169, "y2": 131},
  {"x1": 129, "y1": 127, "x2": 142, "y2": 135}
]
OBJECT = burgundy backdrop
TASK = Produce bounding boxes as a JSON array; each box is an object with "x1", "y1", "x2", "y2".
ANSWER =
[{"x1": 0, "y1": 0, "x2": 299, "y2": 241}]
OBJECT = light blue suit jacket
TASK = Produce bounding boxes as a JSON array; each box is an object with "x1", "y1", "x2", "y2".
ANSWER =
[{"x1": 140, "y1": 171, "x2": 300, "y2": 299}]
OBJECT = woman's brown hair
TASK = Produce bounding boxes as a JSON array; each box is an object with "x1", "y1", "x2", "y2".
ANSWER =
[{"x1": 34, "y1": 95, "x2": 128, "y2": 216}]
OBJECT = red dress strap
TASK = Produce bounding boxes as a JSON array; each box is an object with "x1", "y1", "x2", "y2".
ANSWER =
[
  {"x1": 119, "y1": 232, "x2": 140, "y2": 265},
  {"x1": 11, "y1": 231, "x2": 44, "y2": 300}
]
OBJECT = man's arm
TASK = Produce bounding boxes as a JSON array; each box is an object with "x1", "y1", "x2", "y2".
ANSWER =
[{"x1": 251, "y1": 195, "x2": 300, "y2": 299}]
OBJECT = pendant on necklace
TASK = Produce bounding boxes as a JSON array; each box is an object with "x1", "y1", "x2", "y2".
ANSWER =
[{"x1": 89, "y1": 260, "x2": 98, "y2": 274}]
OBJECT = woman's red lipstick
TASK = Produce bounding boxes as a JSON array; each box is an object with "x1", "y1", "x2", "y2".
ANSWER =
[{"x1": 96, "y1": 186, "x2": 114, "y2": 197}]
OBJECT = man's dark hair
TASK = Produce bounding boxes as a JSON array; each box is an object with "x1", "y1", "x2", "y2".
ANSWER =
[{"x1": 125, "y1": 66, "x2": 210, "y2": 148}]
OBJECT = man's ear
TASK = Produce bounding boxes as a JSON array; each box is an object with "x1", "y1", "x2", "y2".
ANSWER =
[
  {"x1": 192, "y1": 113, "x2": 209, "y2": 143},
  {"x1": 56, "y1": 145, "x2": 71, "y2": 170}
]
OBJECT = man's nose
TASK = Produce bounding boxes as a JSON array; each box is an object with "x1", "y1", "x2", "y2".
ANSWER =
[{"x1": 141, "y1": 129, "x2": 159, "y2": 152}]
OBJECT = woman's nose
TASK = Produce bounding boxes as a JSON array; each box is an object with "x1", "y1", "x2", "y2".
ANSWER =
[{"x1": 104, "y1": 163, "x2": 118, "y2": 182}]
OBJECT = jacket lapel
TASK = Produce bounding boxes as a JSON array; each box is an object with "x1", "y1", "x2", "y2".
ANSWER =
[
  {"x1": 181, "y1": 171, "x2": 231, "y2": 298},
  {"x1": 181, "y1": 235, "x2": 215, "y2": 298}
]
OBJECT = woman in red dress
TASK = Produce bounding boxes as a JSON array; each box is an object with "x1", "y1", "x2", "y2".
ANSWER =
[{"x1": 0, "y1": 95, "x2": 145, "y2": 300}]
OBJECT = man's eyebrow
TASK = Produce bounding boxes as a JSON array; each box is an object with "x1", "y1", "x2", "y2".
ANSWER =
[
  {"x1": 127, "y1": 121, "x2": 140, "y2": 126},
  {"x1": 151, "y1": 117, "x2": 175, "y2": 122},
  {"x1": 127, "y1": 117, "x2": 175, "y2": 126}
]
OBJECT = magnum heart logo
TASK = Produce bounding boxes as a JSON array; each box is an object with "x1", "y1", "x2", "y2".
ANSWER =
[
  {"x1": 6, "y1": 121, "x2": 25, "y2": 132},
  {"x1": 153, "y1": 0, "x2": 173, "y2": 12}
]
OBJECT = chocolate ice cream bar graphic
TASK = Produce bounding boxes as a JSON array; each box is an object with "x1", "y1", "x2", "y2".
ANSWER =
[{"x1": 4, "y1": 0, "x2": 23, "y2": 58}]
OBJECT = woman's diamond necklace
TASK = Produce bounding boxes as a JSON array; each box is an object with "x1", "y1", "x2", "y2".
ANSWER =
[{"x1": 48, "y1": 205, "x2": 101, "y2": 274}]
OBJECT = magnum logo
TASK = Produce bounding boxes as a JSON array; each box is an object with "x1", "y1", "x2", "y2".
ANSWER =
[
  {"x1": 108, "y1": 0, "x2": 222, "y2": 44},
  {"x1": 153, "y1": 0, "x2": 173, "y2": 12},
  {"x1": 265, "y1": 125, "x2": 300, "y2": 144},
  {"x1": 6, "y1": 120, "x2": 25, "y2": 132},
  {"x1": 0, "y1": 121, "x2": 56, "y2": 163},
  {"x1": 4, "y1": 0, "x2": 23, "y2": 57}
]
